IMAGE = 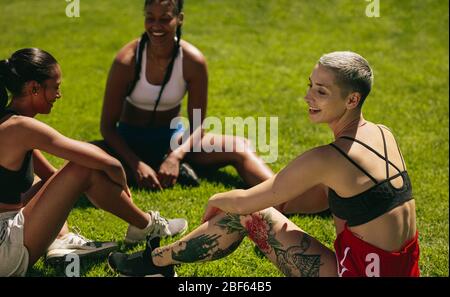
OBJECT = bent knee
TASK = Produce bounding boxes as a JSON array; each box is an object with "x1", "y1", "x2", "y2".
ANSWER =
[
  {"x1": 229, "y1": 137, "x2": 255, "y2": 162},
  {"x1": 64, "y1": 162, "x2": 94, "y2": 181}
]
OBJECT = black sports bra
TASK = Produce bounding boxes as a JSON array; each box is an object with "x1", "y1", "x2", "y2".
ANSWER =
[
  {"x1": 328, "y1": 126, "x2": 413, "y2": 227},
  {"x1": 0, "y1": 109, "x2": 34, "y2": 204}
]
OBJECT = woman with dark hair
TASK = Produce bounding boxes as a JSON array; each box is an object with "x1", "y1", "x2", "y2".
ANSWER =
[
  {"x1": 95, "y1": 0, "x2": 274, "y2": 190},
  {"x1": 109, "y1": 51, "x2": 420, "y2": 277},
  {"x1": 0, "y1": 48, "x2": 188, "y2": 277}
]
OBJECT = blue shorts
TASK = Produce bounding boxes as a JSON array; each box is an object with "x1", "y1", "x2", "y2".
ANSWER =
[{"x1": 116, "y1": 122, "x2": 185, "y2": 168}]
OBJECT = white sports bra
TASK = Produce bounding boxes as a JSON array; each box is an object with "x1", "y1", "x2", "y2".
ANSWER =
[{"x1": 126, "y1": 43, "x2": 187, "y2": 111}]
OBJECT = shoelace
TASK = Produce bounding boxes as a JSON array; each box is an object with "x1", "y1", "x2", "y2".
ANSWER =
[
  {"x1": 150, "y1": 211, "x2": 170, "y2": 236},
  {"x1": 68, "y1": 226, "x2": 91, "y2": 245}
]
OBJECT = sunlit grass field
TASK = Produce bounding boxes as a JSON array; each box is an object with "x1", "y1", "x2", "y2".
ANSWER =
[{"x1": 0, "y1": 0, "x2": 448, "y2": 276}]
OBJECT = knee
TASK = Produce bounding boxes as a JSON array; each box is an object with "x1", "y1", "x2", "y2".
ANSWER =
[
  {"x1": 231, "y1": 137, "x2": 254, "y2": 163},
  {"x1": 64, "y1": 162, "x2": 94, "y2": 184}
]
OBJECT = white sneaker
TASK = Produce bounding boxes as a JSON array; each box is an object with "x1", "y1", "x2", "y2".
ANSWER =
[
  {"x1": 46, "y1": 231, "x2": 118, "y2": 264},
  {"x1": 124, "y1": 211, "x2": 188, "y2": 244}
]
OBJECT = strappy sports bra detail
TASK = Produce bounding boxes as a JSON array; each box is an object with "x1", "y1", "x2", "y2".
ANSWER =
[
  {"x1": 125, "y1": 43, "x2": 187, "y2": 111},
  {"x1": 328, "y1": 125, "x2": 413, "y2": 227},
  {"x1": 0, "y1": 109, "x2": 34, "y2": 205}
]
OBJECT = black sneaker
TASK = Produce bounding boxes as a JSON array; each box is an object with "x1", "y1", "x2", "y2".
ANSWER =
[
  {"x1": 107, "y1": 237, "x2": 176, "y2": 277},
  {"x1": 178, "y1": 162, "x2": 200, "y2": 187}
]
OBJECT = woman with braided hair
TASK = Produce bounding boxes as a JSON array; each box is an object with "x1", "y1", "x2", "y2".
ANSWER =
[{"x1": 94, "y1": 0, "x2": 274, "y2": 190}]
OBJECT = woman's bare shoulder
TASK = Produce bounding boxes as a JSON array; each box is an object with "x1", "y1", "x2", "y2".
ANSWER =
[
  {"x1": 114, "y1": 39, "x2": 140, "y2": 67},
  {"x1": 180, "y1": 40, "x2": 207, "y2": 66}
]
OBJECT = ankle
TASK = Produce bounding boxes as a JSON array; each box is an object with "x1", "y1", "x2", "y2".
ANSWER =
[
  {"x1": 141, "y1": 212, "x2": 153, "y2": 230},
  {"x1": 151, "y1": 248, "x2": 169, "y2": 267}
]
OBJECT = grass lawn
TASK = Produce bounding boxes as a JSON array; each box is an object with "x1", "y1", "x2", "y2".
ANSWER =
[{"x1": 1, "y1": 0, "x2": 448, "y2": 277}]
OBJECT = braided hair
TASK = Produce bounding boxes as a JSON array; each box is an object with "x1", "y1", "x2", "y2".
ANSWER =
[
  {"x1": 0, "y1": 48, "x2": 58, "y2": 112},
  {"x1": 130, "y1": 0, "x2": 184, "y2": 124}
]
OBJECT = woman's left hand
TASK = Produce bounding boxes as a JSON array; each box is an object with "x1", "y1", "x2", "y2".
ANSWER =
[
  {"x1": 158, "y1": 155, "x2": 180, "y2": 188},
  {"x1": 202, "y1": 201, "x2": 222, "y2": 223}
]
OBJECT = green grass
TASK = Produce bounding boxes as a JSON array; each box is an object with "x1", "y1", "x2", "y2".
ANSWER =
[{"x1": 1, "y1": 0, "x2": 448, "y2": 276}]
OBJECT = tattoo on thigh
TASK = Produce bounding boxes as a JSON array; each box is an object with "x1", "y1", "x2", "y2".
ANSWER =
[
  {"x1": 275, "y1": 234, "x2": 322, "y2": 277},
  {"x1": 215, "y1": 212, "x2": 322, "y2": 276},
  {"x1": 216, "y1": 213, "x2": 281, "y2": 254}
]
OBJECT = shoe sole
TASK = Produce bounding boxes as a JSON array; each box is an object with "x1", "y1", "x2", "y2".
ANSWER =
[
  {"x1": 124, "y1": 222, "x2": 189, "y2": 244},
  {"x1": 46, "y1": 245, "x2": 118, "y2": 265}
]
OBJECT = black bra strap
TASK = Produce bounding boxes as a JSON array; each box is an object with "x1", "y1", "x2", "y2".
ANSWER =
[
  {"x1": 381, "y1": 125, "x2": 407, "y2": 172},
  {"x1": 340, "y1": 136, "x2": 403, "y2": 174},
  {"x1": 377, "y1": 125, "x2": 390, "y2": 178},
  {"x1": 386, "y1": 171, "x2": 404, "y2": 182},
  {"x1": 329, "y1": 143, "x2": 378, "y2": 184}
]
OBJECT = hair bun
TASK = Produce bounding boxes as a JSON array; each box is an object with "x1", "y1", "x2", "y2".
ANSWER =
[{"x1": 0, "y1": 59, "x2": 9, "y2": 78}]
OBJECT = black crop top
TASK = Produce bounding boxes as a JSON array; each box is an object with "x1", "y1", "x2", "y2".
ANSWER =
[
  {"x1": 328, "y1": 126, "x2": 413, "y2": 227},
  {"x1": 0, "y1": 110, "x2": 34, "y2": 204}
]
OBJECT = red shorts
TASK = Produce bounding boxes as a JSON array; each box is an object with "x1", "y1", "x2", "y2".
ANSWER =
[{"x1": 334, "y1": 225, "x2": 420, "y2": 277}]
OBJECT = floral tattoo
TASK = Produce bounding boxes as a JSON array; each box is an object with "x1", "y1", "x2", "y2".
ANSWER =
[{"x1": 216, "y1": 213, "x2": 322, "y2": 276}]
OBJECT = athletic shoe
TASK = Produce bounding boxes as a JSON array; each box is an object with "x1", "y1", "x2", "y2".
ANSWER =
[
  {"x1": 124, "y1": 211, "x2": 188, "y2": 244},
  {"x1": 178, "y1": 162, "x2": 200, "y2": 187},
  {"x1": 46, "y1": 231, "x2": 118, "y2": 264},
  {"x1": 108, "y1": 237, "x2": 176, "y2": 277}
]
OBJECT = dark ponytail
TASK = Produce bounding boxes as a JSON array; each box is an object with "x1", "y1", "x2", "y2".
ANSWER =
[
  {"x1": 0, "y1": 60, "x2": 9, "y2": 112},
  {"x1": 0, "y1": 48, "x2": 58, "y2": 112}
]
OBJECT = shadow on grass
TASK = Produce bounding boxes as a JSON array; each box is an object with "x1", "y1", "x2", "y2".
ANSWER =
[
  {"x1": 27, "y1": 256, "x2": 111, "y2": 277},
  {"x1": 72, "y1": 166, "x2": 245, "y2": 210},
  {"x1": 196, "y1": 167, "x2": 246, "y2": 189},
  {"x1": 73, "y1": 194, "x2": 95, "y2": 209}
]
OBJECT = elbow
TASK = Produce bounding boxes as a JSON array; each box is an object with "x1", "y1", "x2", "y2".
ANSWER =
[{"x1": 100, "y1": 123, "x2": 115, "y2": 140}]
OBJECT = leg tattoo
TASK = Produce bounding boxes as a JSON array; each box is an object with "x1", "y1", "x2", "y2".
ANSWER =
[
  {"x1": 275, "y1": 234, "x2": 322, "y2": 277},
  {"x1": 171, "y1": 234, "x2": 221, "y2": 263},
  {"x1": 217, "y1": 212, "x2": 322, "y2": 276}
]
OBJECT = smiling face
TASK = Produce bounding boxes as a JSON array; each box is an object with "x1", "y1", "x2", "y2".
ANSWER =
[
  {"x1": 32, "y1": 64, "x2": 62, "y2": 114},
  {"x1": 144, "y1": 1, "x2": 182, "y2": 46},
  {"x1": 304, "y1": 64, "x2": 350, "y2": 124}
]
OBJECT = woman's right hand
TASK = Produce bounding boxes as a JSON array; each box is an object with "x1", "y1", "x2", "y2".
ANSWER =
[{"x1": 134, "y1": 161, "x2": 163, "y2": 190}]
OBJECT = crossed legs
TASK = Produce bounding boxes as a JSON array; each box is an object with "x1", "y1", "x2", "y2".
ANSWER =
[
  {"x1": 150, "y1": 207, "x2": 337, "y2": 277},
  {"x1": 22, "y1": 161, "x2": 151, "y2": 265},
  {"x1": 186, "y1": 134, "x2": 274, "y2": 187}
]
